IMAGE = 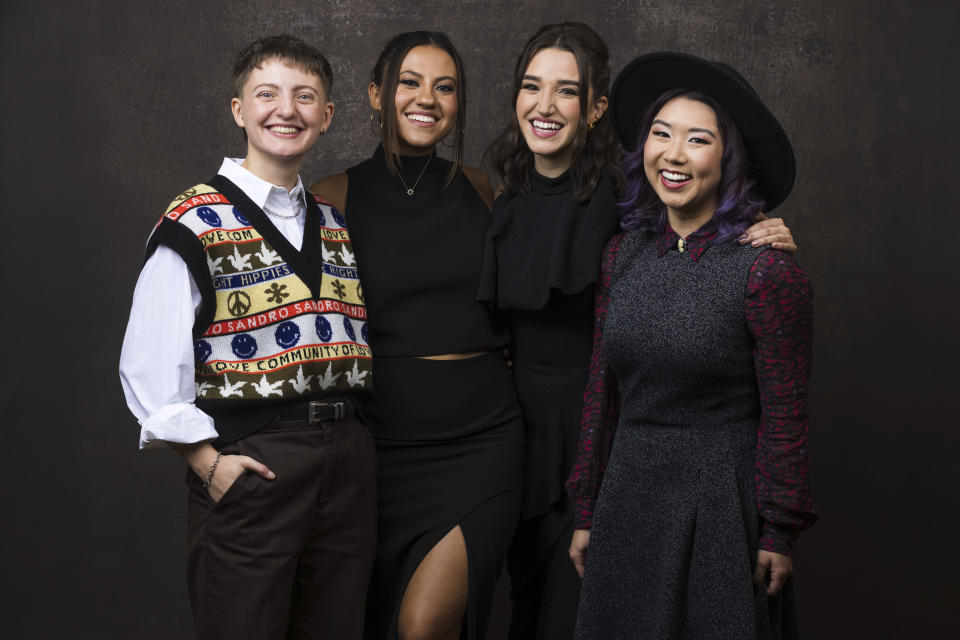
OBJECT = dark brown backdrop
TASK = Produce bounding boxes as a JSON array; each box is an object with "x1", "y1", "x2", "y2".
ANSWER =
[{"x1": 2, "y1": 0, "x2": 957, "y2": 637}]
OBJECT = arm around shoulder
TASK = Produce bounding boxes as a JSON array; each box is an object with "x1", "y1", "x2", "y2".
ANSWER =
[{"x1": 309, "y1": 173, "x2": 348, "y2": 214}]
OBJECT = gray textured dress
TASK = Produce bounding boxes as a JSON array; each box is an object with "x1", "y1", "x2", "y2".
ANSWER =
[{"x1": 573, "y1": 229, "x2": 799, "y2": 640}]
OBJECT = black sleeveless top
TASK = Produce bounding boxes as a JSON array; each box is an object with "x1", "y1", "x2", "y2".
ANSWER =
[{"x1": 345, "y1": 146, "x2": 507, "y2": 357}]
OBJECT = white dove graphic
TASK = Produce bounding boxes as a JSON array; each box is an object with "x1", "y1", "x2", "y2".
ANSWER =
[
  {"x1": 195, "y1": 380, "x2": 215, "y2": 397},
  {"x1": 338, "y1": 245, "x2": 356, "y2": 266},
  {"x1": 255, "y1": 241, "x2": 282, "y2": 266},
  {"x1": 206, "y1": 253, "x2": 224, "y2": 275},
  {"x1": 317, "y1": 362, "x2": 343, "y2": 390},
  {"x1": 219, "y1": 375, "x2": 246, "y2": 398},
  {"x1": 288, "y1": 366, "x2": 314, "y2": 393},
  {"x1": 345, "y1": 361, "x2": 369, "y2": 387},
  {"x1": 252, "y1": 374, "x2": 284, "y2": 397},
  {"x1": 321, "y1": 244, "x2": 337, "y2": 263},
  {"x1": 227, "y1": 245, "x2": 253, "y2": 271}
]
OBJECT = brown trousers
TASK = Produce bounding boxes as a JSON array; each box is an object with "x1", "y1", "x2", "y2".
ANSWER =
[{"x1": 185, "y1": 415, "x2": 377, "y2": 640}]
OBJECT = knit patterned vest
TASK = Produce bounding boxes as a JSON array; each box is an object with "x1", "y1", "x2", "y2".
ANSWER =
[{"x1": 146, "y1": 175, "x2": 372, "y2": 442}]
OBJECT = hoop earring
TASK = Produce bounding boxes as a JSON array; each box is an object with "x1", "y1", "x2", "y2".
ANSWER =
[{"x1": 369, "y1": 110, "x2": 383, "y2": 136}]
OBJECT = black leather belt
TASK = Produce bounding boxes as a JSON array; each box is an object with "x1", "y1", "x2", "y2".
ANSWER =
[{"x1": 277, "y1": 397, "x2": 355, "y2": 425}]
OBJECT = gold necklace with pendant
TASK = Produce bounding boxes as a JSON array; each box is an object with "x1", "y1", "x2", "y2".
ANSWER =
[{"x1": 398, "y1": 154, "x2": 432, "y2": 196}]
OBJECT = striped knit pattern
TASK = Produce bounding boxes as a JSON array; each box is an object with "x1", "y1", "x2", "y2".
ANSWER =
[{"x1": 156, "y1": 183, "x2": 372, "y2": 402}]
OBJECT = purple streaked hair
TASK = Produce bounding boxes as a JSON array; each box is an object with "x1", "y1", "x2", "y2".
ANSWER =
[{"x1": 618, "y1": 89, "x2": 765, "y2": 240}]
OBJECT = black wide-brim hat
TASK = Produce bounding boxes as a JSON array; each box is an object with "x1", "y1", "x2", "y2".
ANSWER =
[{"x1": 611, "y1": 51, "x2": 795, "y2": 211}]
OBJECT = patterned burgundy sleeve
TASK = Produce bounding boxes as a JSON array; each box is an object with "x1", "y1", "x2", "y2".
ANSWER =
[
  {"x1": 566, "y1": 233, "x2": 624, "y2": 529},
  {"x1": 746, "y1": 250, "x2": 818, "y2": 555}
]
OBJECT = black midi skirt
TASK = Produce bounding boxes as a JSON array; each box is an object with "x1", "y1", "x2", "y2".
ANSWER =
[
  {"x1": 363, "y1": 352, "x2": 524, "y2": 640},
  {"x1": 507, "y1": 358, "x2": 588, "y2": 640}
]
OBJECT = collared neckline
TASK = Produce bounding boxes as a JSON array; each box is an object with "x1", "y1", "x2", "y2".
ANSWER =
[
  {"x1": 656, "y1": 219, "x2": 719, "y2": 262},
  {"x1": 218, "y1": 158, "x2": 306, "y2": 219}
]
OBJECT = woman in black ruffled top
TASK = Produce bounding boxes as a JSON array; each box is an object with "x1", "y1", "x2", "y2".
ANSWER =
[
  {"x1": 480, "y1": 23, "x2": 798, "y2": 640},
  {"x1": 312, "y1": 32, "x2": 521, "y2": 640}
]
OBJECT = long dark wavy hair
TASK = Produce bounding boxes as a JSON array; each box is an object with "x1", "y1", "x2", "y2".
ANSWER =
[
  {"x1": 618, "y1": 89, "x2": 765, "y2": 240},
  {"x1": 486, "y1": 22, "x2": 623, "y2": 202},
  {"x1": 370, "y1": 31, "x2": 465, "y2": 185}
]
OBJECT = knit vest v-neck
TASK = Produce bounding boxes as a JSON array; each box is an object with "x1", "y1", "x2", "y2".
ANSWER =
[{"x1": 146, "y1": 175, "x2": 372, "y2": 444}]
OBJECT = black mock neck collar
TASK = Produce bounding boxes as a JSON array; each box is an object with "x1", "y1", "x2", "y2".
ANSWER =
[
  {"x1": 374, "y1": 144, "x2": 440, "y2": 178},
  {"x1": 529, "y1": 167, "x2": 574, "y2": 196}
]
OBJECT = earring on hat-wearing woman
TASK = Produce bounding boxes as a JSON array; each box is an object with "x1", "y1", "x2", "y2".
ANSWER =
[
  {"x1": 319, "y1": 128, "x2": 326, "y2": 136},
  {"x1": 370, "y1": 110, "x2": 383, "y2": 135}
]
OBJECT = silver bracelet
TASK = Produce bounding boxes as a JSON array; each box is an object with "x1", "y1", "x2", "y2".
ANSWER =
[{"x1": 202, "y1": 451, "x2": 223, "y2": 488}]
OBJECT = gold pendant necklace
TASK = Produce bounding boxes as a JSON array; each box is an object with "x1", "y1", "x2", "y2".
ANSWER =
[{"x1": 398, "y1": 154, "x2": 432, "y2": 196}]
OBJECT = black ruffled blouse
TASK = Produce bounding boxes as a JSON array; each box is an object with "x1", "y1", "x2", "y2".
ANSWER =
[
  {"x1": 478, "y1": 170, "x2": 620, "y2": 366},
  {"x1": 478, "y1": 169, "x2": 619, "y2": 311}
]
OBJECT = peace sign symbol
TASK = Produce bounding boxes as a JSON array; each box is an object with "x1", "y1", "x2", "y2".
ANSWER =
[{"x1": 227, "y1": 291, "x2": 252, "y2": 317}]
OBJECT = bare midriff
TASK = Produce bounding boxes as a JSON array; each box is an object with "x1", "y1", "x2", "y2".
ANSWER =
[{"x1": 417, "y1": 349, "x2": 493, "y2": 361}]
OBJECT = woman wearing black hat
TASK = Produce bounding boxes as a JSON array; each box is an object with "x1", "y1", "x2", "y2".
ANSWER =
[{"x1": 566, "y1": 52, "x2": 817, "y2": 638}]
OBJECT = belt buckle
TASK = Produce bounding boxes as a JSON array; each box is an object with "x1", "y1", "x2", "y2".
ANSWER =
[{"x1": 308, "y1": 400, "x2": 346, "y2": 424}]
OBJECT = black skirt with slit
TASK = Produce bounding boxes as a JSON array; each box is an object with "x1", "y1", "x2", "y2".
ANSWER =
[{"x1": 362, "y1": 351, "x2": 523, "y2": 640}]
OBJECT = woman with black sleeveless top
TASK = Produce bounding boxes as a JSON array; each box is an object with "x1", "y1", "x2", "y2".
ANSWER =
[
  {"x1": 481, "y1": 24, "x2": 798, "y2": 640},
  {"x1": 310, "y1": 32, "x2": 521, "y2": 640}
]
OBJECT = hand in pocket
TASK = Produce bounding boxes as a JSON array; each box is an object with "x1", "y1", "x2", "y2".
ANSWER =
[{"x1": 207, "y1": 454, "x2": 276, "y2": 504}]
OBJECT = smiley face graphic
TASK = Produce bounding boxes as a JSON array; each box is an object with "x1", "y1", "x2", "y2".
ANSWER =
[
  {"x1": 315, "y1": 316, "x2": 333, "y2": 343},
  {"x1": 231, "y1": 333, "x2": 258, "y2": 359},
  {"x1": 194, "y1": 339, "x2": 213, "y2": 364},
  {"x1": 233, "y1": 206, "x2": 250, "y2": 226},
  {"x1": 275, "y1": 321, "x2": 301, "y2": 349},
  {"x1": 196, "y1": 206, "x2": 222, "y2": 227},
  {"x1": 343, "y1": 317, "x2": 356, "y2": 342}
]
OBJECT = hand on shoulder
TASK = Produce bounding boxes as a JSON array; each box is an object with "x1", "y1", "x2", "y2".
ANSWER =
[{"x1": 739, "y1": 215, "x2": 798, "y2": 253}]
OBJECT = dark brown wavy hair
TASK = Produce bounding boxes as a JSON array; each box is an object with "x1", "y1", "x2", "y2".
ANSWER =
[
  {"x1": 370, "y1": 31, "x2": 465, "y2": 185},
  {"x1": 486, "y1": 22, "x2": 623, "y2": 202}
]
